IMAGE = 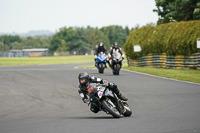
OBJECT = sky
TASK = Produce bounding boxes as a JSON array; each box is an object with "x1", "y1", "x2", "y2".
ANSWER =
[{"x1": 0, "y1": 0, "x2": 158, "y2": 33}]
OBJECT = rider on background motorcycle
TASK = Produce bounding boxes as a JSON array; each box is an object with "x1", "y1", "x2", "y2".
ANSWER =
[
  {"x1": 107, "y1": 42, "x2": 125, "y2": 68},
  {"x1": 78, "y1": 72, "x2": 128, "y2": 113},
  {"x1": 94, "y1": 42, "x2": 108, "y2": 67}
]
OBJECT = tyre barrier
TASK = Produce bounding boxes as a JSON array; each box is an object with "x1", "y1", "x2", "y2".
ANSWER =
[
  {"x1": 127, "y1": 53, "x2": 200, "y2": 70},
  {"x1": 194, "y1": 53, "x2": 200, "y2": 70}
]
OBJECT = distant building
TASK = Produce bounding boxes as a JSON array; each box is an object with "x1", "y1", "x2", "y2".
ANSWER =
[
  {"x1": 0, "y1": 48, "x2": 49, "y2": 57},
  {"x1": 22, "y1": 48, "x2": 48, "y2": 57}
]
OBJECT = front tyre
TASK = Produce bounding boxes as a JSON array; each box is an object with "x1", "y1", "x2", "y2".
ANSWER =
[
  {"x1": 113, "y1": 64, "x2": 120, "y2": 75},
  {"x1": 102, "y1": 99, "x2": 121, "y2": 118},
  {"x1": 98, "y1": 63, "x2": 104, "y2": 74},
  {"x1": 113, "y1": 71, "x2": 116, "y2": 75},
  {"x1": 113, "y1": 64, "x2": 117, "y2": 75},
  {"x1": 123, "y1": 103, "x2": 132, "y2": 117}
]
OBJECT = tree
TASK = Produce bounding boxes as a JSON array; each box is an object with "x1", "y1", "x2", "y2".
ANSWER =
[
  {"x1": 154, "y1": 0, "x2": 200, "y2": 24},
  {"x1": 50, "y1": 27, "x2": 76, "y2": 52},
  {"x1": 55, "y1": 39, "x2": 68, "y2": 53},
  {"x1": 50, "y1": 27, "x2": 111, "y2": 54},
  {"x1": 125, "y1": 26, "x2": 130, "y2": 35},
  {"x1": 194, "y1": 2, "x2": 200, "y2": 19},
  {"x1": 21, "y1": 36, "x2": 51, "y2": 49},
  {"x1": 50, "y1": 25, "x2": 130, "y2": 55},
  {"x1": 10, "y1": 42, "x2": 23, "y2": 50},
  {"x1": 86, "y1": 28, "x2": 110, "y2": 49},
  {"x1": 0, "y1": 35, "x2": 22, "y2": 51},
  {"x1": 0, "y1": 35, "x2": 50, "y2": 51},
  {"x1": 100, "y1": 25, "x2": 129, "y2": 47},
  {"x1": 70, "y1": 39, "x2": 91, "y2": 54}
]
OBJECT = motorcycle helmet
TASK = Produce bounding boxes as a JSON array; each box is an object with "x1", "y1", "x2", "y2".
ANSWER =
[
  {"x1": 113, "y1": 42, "x2": 118, "y2": 48},
  {"x1": 99, "y1": 42, "x2": 104, "y2": 49},
  {"x1": 78, "y1": 72, "x2": 89, "y2": 85}
]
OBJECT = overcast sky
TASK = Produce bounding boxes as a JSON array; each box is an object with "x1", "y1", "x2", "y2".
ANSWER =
[{"x1": 0, "y1": 0, "x2": 158, "y2": 33}]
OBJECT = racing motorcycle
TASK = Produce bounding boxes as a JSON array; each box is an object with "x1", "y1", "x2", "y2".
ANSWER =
[
  {"x1": 87, "y1": 83, "x2": 132, "y2": 118},
  {"x1": 96, "y1": 52, "x2": 107, "y2": 74},
  {"x1": 111, "y1": 52, "x2": 123, "y2": 75}
]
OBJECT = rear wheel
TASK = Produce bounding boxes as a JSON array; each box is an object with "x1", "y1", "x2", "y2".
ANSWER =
[{"x1": 102, "y1": 99, "x2": 121, "y2": 118}]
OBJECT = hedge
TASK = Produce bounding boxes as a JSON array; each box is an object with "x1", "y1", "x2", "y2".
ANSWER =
[{"x1": 124, "y1": 21, "x2": 200, "y2": 59}]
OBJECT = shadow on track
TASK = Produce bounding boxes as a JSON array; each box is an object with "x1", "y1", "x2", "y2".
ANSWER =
[
  {"x1": 87, "y1": 72, "x2": 125, "y2": 77},
  {"x1": 64, "y1": 116, "x2": 118, "y2": 120}
]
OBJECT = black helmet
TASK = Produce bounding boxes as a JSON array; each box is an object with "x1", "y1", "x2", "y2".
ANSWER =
[
  {"x1": 113, "y1": 42, "x2": 118, "y2": 48},
  {"x1": 98, "y1": 42, "x2": 104, "y2": 48},
  {"x1": 78, "y1": 72, "x2": 89, "y2": 85}
]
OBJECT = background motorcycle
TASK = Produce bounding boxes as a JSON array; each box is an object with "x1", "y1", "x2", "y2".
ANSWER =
[
  {"x1": 96, "y1": 52, "x2": 107, "y2": 74},
  {"x1": 87, "y1": 83, "x2": 132, "y2": 118},
  {"x1": 111, "y1": 52, "x2": 123, "y2": 75}
]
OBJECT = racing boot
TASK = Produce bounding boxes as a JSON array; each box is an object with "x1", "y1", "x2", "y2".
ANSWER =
[
  {"x1": 109, "y1": 83, "x2": 128, "y2": 101},
  {"x1": 117, "y1": 93, "x2": 128, "y2": 101}
]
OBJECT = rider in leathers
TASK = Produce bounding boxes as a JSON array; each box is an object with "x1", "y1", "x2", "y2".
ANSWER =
[
  {"x1": 78, "y1": 72, "x2": 128, "y2": 113},
  {"x1": 108, "y1": 42, "x2": 124, "y2": 69},
  {"x1": 94, "y1": 42, "x2": 108, "y2": 67}
]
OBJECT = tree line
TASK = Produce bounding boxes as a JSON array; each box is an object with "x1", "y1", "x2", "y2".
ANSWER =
[
  {"x1": 0, "y1": 25, "x2": 130, "y2": 55},
  {"x1": 50, "y1": 26, "x2": 130, "y2": 54},
  {"x1": 0, "y1": 35, "x2": 51, "y2": 52}
]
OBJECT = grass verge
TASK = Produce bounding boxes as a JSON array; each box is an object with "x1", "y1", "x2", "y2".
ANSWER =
[
  {"x1": 80, "y1": 64, "x2": 200, "y2": 83},
  {"x1": 0, "y1": 55, "x2": 94, "y2": 66},
  {"x1": 1, "y1": 56, "x2": 199, "y2": 84},
  {"x1": 123, "y1": 65, "x2": 200, "y2": 83}
]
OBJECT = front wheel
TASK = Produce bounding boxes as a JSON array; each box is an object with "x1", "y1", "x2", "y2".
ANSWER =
[
  {"x1": 98, "y1": 63, "x2": 105, "y2": 74},
  {"x1": 123, "y1": 103, "x2": 132, "y2": 117},
  {"x1": 101, "y1": 99, "x2": 121, "y2": 118},
  {"x1": 113, "y1": 71, "x2": 116, "y2": 75},
  {"x1": 113, "y1": 64, "x2": 120, "y2": 75}
]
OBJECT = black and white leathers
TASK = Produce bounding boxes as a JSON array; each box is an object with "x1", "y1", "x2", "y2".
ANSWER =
[{"x1": 78, "y1": 76, "x2": 119, "y2": 101}]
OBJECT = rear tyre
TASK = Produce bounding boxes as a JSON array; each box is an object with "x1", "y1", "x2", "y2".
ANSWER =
[{"x1": 102, "y1": 99, "x2": 121, "y2": 118}]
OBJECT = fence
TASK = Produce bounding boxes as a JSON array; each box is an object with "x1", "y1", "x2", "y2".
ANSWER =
[{"x1": 127, "y1": 53, "x2": 200, "y2": 70}]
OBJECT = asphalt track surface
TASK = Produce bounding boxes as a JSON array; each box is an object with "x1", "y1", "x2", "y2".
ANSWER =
[{"x1": 0, "y1": 63, "x2": 200, "y2": 133}]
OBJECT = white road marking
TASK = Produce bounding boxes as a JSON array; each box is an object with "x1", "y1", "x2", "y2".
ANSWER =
[{"x1": 74, "y1": 66, "x2": 79, "y2": 69}]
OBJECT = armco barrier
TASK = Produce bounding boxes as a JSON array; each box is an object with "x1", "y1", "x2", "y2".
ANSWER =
[{"x1": 127, "y1": 53, "x2": 199, "y2": 70}]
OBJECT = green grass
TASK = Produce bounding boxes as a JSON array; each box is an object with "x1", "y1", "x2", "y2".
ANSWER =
[
  {"x1": 80, "y1": 64, "x2": 200, "y2": 83},
  {"x1": 1, "y1": 56, "x2": 199, "y2": 83},
  {"x1": 123, "y1": 65, "x2": 200, "y2": 83},
  {"x1": 0, "y1": 55, "x2": 94, "y2": 66}
]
